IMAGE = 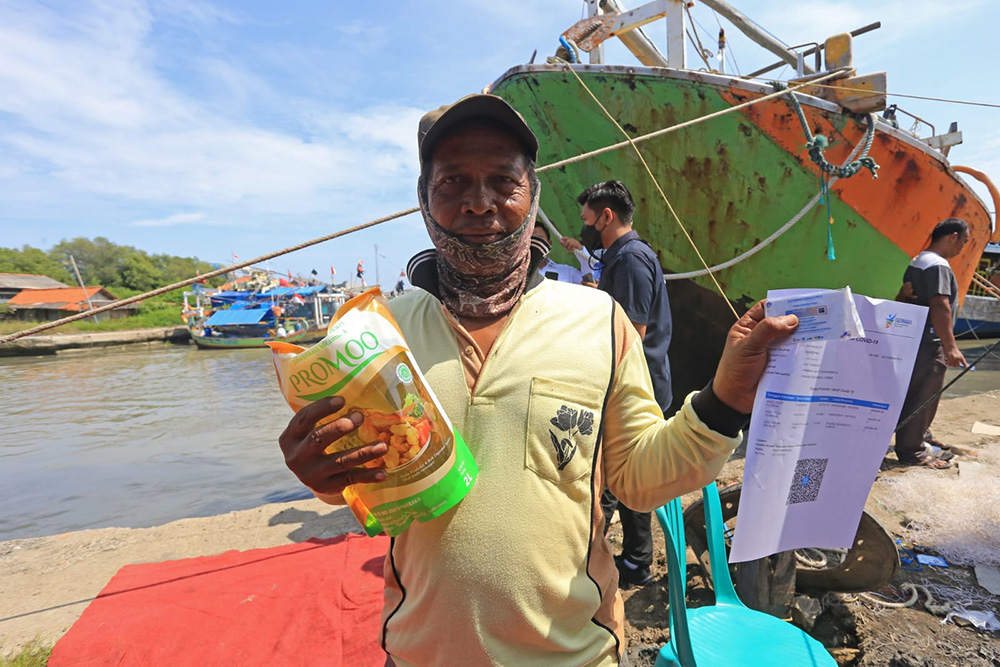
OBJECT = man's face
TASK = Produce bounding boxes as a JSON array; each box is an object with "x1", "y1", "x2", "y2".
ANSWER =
[
  {"x1": 580, "y1": 204, "x2": 609, "y2": 230},
  {"x1": 943, "y1": 230, "x2": 971, "y2": 258},
  {"x1": 426, "y1": 124, "x2": 532, "y2": 245}
]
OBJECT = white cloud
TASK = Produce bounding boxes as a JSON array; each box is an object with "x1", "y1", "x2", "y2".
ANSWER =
[
  {"x1": 0, "y1": 0, "x2": 422, "y2": 222},
  {"x1": 131, "y1": 211, "x2": 207, "y2": 227},
  {"x1": 751, "y1": 0, "x2": 989, "y2": 52}
]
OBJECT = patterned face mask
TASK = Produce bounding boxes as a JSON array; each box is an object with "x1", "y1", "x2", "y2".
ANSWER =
[{"x1": 419, "y1": 187, "x2": 539, "y2": 319}]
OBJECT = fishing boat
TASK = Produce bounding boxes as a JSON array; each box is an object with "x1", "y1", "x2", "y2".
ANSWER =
[
  {"x1": 955, "y1": 243, "x2": 1000, "y2": 338},
  {"x1": 189, "y1": 307, "x2": 312, "y2": 349},
  {"x1": 182, "y1": 281, "x2": 347, "y2": 349},
  {"x1": 489, "y1": 0, "x2": 999, "y2": 401}
]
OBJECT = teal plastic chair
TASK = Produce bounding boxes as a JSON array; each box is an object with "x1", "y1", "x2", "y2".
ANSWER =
[{"x1": 653, "y1": 484, "x2": 837, "y2": 667}]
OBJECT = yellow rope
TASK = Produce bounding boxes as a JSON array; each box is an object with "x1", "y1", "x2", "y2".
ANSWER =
[{"x1": 559, "y1": 63, "x2": 741, "y2": 320}]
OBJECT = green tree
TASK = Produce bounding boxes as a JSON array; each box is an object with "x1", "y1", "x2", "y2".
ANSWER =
[
  {"x1": 0, "y1": 245, "x2": 74, "y2": 283},
  {"x1": 121, "y1": 252, "x2": 163, "y2": 291},
  {"x1": 49, "y1": 237, "x2": 127, "y2": 287},
  {"x1": 2, "y1": 237, "x2": 227, "y2": 292}
]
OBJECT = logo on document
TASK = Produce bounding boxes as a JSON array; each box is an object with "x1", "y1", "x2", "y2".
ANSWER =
[{"x1": 884, "y1": 313, "x2": 914, "y2": 330}]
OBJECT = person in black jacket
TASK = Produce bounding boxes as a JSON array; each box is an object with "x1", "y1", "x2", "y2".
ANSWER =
[{"x1": 578, "y1": 180, "x2": 674, "y2": 587}]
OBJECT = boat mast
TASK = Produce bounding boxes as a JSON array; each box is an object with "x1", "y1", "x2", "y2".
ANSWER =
[
  {"x1": 697, "y1": 0, "x2": 814, "y2": 74},
  {"x1": 590, "y1": 0, "x2": 670, "y2": 67},
  {"x1": 581, "y1": 0, "x2": 810, "y2": 74}
]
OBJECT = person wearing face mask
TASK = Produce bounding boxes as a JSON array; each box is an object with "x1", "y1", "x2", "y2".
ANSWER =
[
  {"x1": 577, "y1": 180, "x2": 674, "y2": 589},
  {"x1": 276, "y1": 95, "x2": 799, "y2": 666}
]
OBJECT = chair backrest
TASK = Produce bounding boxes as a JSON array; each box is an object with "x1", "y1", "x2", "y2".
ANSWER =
[
  {"x1": 701, "y1": 483, "x2": 743, "y2": 607},
  {"x1": 655, "y1": 484, "x2": 751, "y2": 666},
  {"x1": 654, "y1": 498, "x2": 696, "y2": 667}
]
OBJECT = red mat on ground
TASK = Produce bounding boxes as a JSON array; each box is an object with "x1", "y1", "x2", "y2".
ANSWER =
[{"x1": 49, "y1": 533, "x2": 388, "y2": 667}]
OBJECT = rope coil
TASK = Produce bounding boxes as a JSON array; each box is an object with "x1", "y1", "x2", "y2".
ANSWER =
[{"x1": 772, "y1": 82, "x2": 880, "y2": 180}]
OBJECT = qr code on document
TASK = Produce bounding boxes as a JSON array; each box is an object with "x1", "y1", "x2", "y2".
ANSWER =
[{"x1": 785, "y1": 457, "x2": 829, "y2": 505}]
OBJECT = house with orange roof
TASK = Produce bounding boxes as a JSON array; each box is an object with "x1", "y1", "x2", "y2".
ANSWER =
[
  {"x1": 6, "y1": 285, "x2": 135, "y2": 322},
  {"x1": 0, "y1": 273, "x2": 70, "y2": 302}
]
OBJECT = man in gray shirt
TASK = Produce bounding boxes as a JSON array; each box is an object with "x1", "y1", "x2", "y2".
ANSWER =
[{"x1": 894, "y1": 218, "x2": 969, "y2": 468}]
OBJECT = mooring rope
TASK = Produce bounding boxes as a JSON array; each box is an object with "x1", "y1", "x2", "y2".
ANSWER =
[
  {"x1": 750, "y1": 78, "x2": 1000, "y2": 110},
  {"x1": 857, "y1": 583, "x2": 952, "y2": 615},
  {"x1": 772, "y1": 82, "x2": 879, "y2": 180},
  {"x1": 662, "y1": 135, "x2": 868, "y2": 281},
  {"x1": 0, "y1": 69, "x2": 846, "y2": 345},
  {"x1": 555, "y1": 60, "x2": 741, "y2": 320},
  {"x1": 0, "y1": 209, "x2": 417, "y2": 344}
]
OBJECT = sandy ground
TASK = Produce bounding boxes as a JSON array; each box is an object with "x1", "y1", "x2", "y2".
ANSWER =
[{"x1": 2, "y1": 392, "x2": 999, "y2": 663}]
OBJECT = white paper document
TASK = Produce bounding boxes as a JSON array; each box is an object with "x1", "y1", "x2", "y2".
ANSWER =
[
  {"x1": 765, "y1": 287, "x2": 865, "y2": 343},
  {"x1": 729, "y1": 290, "x2": 927, "y2": 563}
]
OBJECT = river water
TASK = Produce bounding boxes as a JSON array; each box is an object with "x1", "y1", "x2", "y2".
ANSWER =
[
  {"x1": 1, "y1": 338, "x2": 998, "y2": 542},
  {"x1": 0, "y1": 344, "x2": 310, "y2": 542}
]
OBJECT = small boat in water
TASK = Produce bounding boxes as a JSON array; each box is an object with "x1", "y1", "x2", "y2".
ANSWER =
[{"x1": 189, "y1": 307, "x2": 313, "y2": 349}]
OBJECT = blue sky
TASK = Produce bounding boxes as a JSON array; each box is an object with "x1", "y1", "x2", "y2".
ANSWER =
[{"x1": 1, "y1": 0, "x2": 996, "y2": 288}]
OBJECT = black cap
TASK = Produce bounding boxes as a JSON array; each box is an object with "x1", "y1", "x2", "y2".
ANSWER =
[{"x1": 417, "y1": 94, "x2": 538, "y2": 168}]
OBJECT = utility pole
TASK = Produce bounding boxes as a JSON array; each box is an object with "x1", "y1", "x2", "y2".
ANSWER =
[
  {"x1": 68, "y1": 254, "x2": 99, "y2": 324},
  {"x1": 373, "y1": 244, "x2": 388, "y2": 289}
]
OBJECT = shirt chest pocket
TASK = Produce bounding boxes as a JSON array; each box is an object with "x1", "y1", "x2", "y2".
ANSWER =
[{"x1": 525, "y1": 377, "x2": 604, "y2": 484}]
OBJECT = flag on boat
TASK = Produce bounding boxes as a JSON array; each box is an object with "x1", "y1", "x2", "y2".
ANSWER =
[{"x1": 292, "y1": 293, "x2": 306, "y2": 305}]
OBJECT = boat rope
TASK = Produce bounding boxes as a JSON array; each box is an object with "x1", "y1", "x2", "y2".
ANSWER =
[
  {"x1": 557, "y1": 36, "x2": 580, "y2": 64},
  {"x1": 856, "y1": 583, "x2": 952, "y2": 616},
  {"x1": 661, "y1": 136, "x2": 868, "y2": 281},
  {"x1": 0, "y1": 70, "x2": 846, "y2": 344},
  {"x1": 772, "y1": 82, "x2": 880, "y2": 181},
  {"x1": 0, "y1": 209, "x2": 418, "y2": 344},
  {"x1": 752, "y1": 78, "x2": 1000, "y2": 109},
  {"x1": 794, "y1": 548, "x2": 829, "y2": 568},
  {"x1": 555, "y1": 60, "x2": 741, "y2": 320},
  {"x1": 894, "y1": 336, "x2": 1000, "y2": 432}
]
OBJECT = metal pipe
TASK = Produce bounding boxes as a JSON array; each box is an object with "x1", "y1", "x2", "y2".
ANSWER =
[
  {"x1": 602, "y1": 0, "x2": 669, "y2": 67},
  {"x1": 699, "y1": 0, "x2": 813, "y2": 74},
  {"x1": 745, "y1": 22, "x2": 882, "y2": 79},
  {"x1": 953, "y1": 165, "x2": 1000, "y2": 243}
]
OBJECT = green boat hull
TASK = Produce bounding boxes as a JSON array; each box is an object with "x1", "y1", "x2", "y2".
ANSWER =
[{"x1": 491, "y1": 64, "x2": 993, "y2": 405}]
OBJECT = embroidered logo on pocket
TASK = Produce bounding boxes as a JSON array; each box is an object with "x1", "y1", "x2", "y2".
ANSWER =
[{"x1": 548, "y1": 406, "x2": 594, "y2": 470}]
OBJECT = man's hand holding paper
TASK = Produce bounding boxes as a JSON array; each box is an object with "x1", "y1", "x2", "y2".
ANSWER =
[{"x1": 730, "y1": 288, "x2": 928, "y2": 563}]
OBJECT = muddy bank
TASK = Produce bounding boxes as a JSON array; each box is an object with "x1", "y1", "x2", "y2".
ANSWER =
[
  {"x1": 2, "y1": 392, "x2": 999, "y2": 662},
  {"x1": 0, "y1": 326, "x2": 190, "y2": 357},
  {"x1": 616, "y1": 389, "x2": 1000, "y2": 666}
]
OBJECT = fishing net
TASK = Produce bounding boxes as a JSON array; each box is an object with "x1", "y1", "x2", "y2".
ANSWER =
[{"x1": 876, "y1": 444, "x2": 1000, "y2": 567}]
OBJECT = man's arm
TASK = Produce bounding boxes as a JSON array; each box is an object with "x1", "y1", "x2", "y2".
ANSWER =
[
  {"x1": 928, "y1": 294, "x2": 967, "y2": 367},
  {"x1": 895, "y1": 281, "x2": 916, "y2": 303},
  {"x1": 631, "y1": 321, "x2": 647, "y2": 339},
  {"x1": 603, "y1": 301, "x2": 798, "y2": 509}
]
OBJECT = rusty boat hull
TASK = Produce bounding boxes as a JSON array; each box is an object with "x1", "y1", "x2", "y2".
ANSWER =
[{"x1": 491, "y1": 64, "x2": 995, "y2": 404}]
